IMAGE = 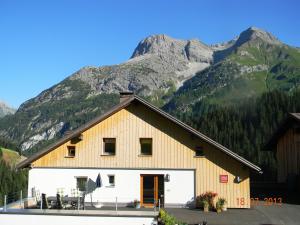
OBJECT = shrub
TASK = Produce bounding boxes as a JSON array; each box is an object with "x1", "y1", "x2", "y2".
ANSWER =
[
  {"x1": 196, "y1": 191, "x2": 218, "y2": 209},
  {"x1": 217, "y1": 197, "x2": 226, "y2": 207},
  {"x1": 159, "y1": 209, "x2": 186, "y2": 225}
]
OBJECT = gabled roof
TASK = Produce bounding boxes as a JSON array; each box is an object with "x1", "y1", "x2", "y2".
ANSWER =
[
  {"x1": 17, "y1": 95, "x2": 262, "y2": 172},
  {"x1": 264, "y1": 113, "x2": 300, "y2": 151}
]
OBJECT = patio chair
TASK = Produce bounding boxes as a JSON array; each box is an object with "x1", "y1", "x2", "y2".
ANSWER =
[
  {"x1": 41, "y1": 193, "x2": 49, "y2": 209},
  {"x1": 56, "y1": 194, "x2": 63, "y2": 209},
  {"x1": 56, "y1": 194, "x2": 72, "y2": 210},
  {"x1": 56, "y1": 188, "x2": 65, "y2": 197},
  {"x1": 70, "y1": 188, "x2": 79, "y2": 209},
  {"x1": 35, "y1": 190, "x2": 41, "y2": 208},
  {"x1": 79, "y1": 193, "x2": 85, "y2": 210}
]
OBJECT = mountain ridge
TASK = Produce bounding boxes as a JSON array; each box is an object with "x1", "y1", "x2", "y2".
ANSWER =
[{"x1": 0, "y1": 26, "x2": 299, "y2": 154}]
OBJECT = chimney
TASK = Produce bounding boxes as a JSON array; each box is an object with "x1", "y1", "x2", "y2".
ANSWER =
[{"x1": 119, "y1": 91, "x2": 134, "y2": 103}]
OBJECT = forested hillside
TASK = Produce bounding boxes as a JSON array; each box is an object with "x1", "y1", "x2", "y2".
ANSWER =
[
  {"x1": 0, "y1": 147, "x2": 27, "y2": 206},
  {"x1": 170, "y1": 90, "x2": 300, "y2": 178}
]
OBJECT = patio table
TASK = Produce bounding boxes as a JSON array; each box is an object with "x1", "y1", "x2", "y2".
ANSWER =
[{"x1": 47, "y1": 196, "x2": 84, "y2": 209}]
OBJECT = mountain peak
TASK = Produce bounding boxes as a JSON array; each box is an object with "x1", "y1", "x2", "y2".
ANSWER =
[
  {"x1": 130, "y1": 34, "x2": 213, "y2": 65},
  {"x1": 0, "y1": 101, "x2": 16, "y2": 118},
  {"x1": 235, "y1": 26, "x2": 281, "y2": 46},
  {"x1": 130, "y1": 34, "x2": 186, "y2": 58}
]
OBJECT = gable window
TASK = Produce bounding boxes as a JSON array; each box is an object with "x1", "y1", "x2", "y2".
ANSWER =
[
  {"x1": 140, "y1": 138, "x2": 152, "y2": 155},
  {"x1": 76, "y1": 177, "x2": 87, "y2": 191},
  {"x1": 103, "y1": 138, "x2": 116, "y2": 155},
  {"x1": 67, "y1": 146, "x2": 76, "y2": 157},
  {"x1": 194, "y1": 146, "x2": 204, "y2": 157},
  {"x1": 108, "y1": 175, "x2": 115, "y2": 187}
]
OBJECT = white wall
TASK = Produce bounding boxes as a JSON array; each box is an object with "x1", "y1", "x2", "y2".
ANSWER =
[
  {"x1": 28, "y1": 168, "x2": 194, "y2": 206},
  {"x1": 0, "y1": 214, "x2": 155, "y2": 225}
]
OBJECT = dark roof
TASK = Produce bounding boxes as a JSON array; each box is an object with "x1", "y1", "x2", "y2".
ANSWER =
[
  {"x1": 264, "y1": 113, "x2": 300, "y2": 151},
  {"x1": 17, "y1": 95, "x2": 262, "y2": 172},
  {"x1": 291, "y1": 113, "x2": 300, "y2": 120}
]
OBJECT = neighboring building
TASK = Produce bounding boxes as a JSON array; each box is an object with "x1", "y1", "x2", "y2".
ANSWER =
[
  {"x1": 17, "y1": 92, "x2": 261, "y2": 208},
  {"x1": 264, "y1": 113, "x2": 300, "y2": 185}
]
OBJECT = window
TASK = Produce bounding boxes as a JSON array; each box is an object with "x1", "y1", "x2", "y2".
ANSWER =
[
  {"x1": 76, "y1": 177, "x2": 87, "y2": 191},
  {"x1": 140, "y1": 138, "x2": 152, "y2": 155},
  {"x1": 67, "y1": 146, "x2": 76, "y2": 157},
  {"x1": 108, "y1": 175, "x2": 115, "y2": 186},
  {"x1": 103, "y1": 138, "x2": 116, "y2": 155},
  {"x1": 195, "y1": 146, "x2": 204, "y2": 157}
]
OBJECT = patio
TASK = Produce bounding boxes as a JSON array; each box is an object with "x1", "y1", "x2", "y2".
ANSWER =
[{"x1": 165, "y1": 202, "x2": 300, "y2": 225}]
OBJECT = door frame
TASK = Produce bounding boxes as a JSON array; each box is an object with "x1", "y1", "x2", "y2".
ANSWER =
[{"x1": 140, "y1": 174, "x2": 163, "y2": 207}]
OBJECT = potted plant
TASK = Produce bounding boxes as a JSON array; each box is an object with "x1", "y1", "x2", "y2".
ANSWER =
[
  {"x1": 196, "y1": 191, "x2": 218, "y2": 211},
  {"x1": 133, "y1": 199, "x2": 140, "y2": 209},
  {"x1": 219, "y1": 198, "x2": 227, "y2": 211},
  {"x1": 216, "y1": 198, "x2": 227, "y2": 213},
  {"x1": 216, "y1": 201, "x2": 222, "y2": 213},
  {"x1": 202, "y1": 200, "x2": 209, "y2": 212}
]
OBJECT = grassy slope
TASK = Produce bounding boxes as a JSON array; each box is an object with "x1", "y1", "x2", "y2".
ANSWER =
[{"x1": 0, "y1": 148, "x2": 26, "y2": 166}]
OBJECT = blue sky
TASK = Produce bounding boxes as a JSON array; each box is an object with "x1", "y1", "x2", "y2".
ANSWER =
[{"x1": 0, "y1": 0, "x2": 299, "y2": 108}]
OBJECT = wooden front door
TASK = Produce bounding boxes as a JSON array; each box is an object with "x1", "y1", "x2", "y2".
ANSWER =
[{"x1": 140, "y1": 174, "x2": 164, "y2": 207}]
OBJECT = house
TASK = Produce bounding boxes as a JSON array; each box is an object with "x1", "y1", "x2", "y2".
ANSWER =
[
  {"x1": 17, "y1": 92, "x2": 261, "y2": 208},
  {"x1": 264, "y1": 113, "x2": 300, "y2": 187}
]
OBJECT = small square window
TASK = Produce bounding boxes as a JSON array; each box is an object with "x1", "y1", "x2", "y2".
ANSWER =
[
  {"x1": 195, "y1": 146, "x2": 204, "y2": 157},
  {"x1": 108, "y1": 175, "x2": 115, "y2": 186},
  {"x1": 67, "y1": 146, "x2": 76, "y2": 157},
  {"x1": 103, "y1": 138, "x2": 116, "y2": 155},
  {"x1": 140, "y1": 138, "x2": 152, "y2": 155}
]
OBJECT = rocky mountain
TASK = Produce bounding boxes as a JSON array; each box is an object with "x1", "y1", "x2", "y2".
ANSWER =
[
  {"x1": 0, "y1": 27, "x2": 299, "y2": 155},
  {"x1": 164, "y1": 27, "x2": 300, "y2": 112},
  {"x1": 0, "y1": 101, "x2": 16, "y2": 118}
]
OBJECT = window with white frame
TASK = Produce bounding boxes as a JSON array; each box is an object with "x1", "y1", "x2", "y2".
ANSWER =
[{"x1": 108, "y1": 175, "x2": 115, "y2": 186}]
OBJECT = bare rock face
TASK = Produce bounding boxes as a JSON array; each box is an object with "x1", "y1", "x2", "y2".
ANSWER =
[
  {"x1": 69, "y1": 34, "x2": 214, "y2": 98},
  {"x1": 0, "y1": 101, "x2": 16, "y2": 118},
  {"x1": 131, "y1": 34, "x2": 213, "y2": 64},
  {"x1": 235, "y1": 27, "x2": 281, "y2": 46}
]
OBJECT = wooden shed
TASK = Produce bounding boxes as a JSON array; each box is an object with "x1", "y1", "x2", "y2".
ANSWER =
[{"x1": 265, "y1": 113, "x2": 300, "y2": 186}]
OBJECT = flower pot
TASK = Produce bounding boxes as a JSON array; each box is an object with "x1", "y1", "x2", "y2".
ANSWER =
[
  {"x1": 217, "y1": 208, "x2": 222, "y2": 213},
  {"x1": 135, "y1": 203, "x2": 141, "y2": 209},
  {"x1": 203, "y1": 205, "x2": 209, "y2": 212}
]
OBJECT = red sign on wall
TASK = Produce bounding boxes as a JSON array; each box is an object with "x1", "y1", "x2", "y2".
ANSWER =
[{"x1": 220, "y1": 175, "x2": 228, "y2": 183}]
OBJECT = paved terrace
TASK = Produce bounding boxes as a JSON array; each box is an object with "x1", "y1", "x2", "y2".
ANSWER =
[{"x1": 166, "y1": 203, "x2": 300, "y2": 225}]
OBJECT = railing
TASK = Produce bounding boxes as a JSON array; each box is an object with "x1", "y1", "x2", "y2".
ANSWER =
[
  {"x1": 1, "y1": 192, "x2": 161, "y2": 214},
  {"x1": 0, "y1": 190, "x2": 29, "y2": 211}
]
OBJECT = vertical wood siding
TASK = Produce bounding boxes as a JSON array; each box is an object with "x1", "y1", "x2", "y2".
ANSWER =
[
  {"x1": 277, "y1": 128, "x2": 300, "y2": 183},
  {"x1": 33, "y1": 103, "x2": 250, "y2": 208}
]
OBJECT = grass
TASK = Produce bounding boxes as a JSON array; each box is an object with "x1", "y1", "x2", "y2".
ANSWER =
[
  {"x1": 207, "y1": 71, "x2": 268, "y2": 105},
  {"x1": 0, "y1": 147, "x2": 25, "y2": 166}
]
